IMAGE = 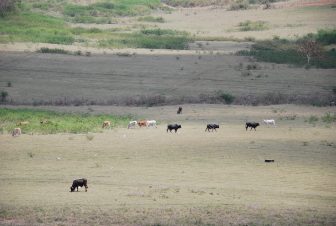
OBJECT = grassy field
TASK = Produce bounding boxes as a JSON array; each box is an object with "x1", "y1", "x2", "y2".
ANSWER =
[
  {"x1": 0, "y1": 104, "x2": 335, "y2": 225},
  {"x1": 0, "y1": 52, "x2": 335, "y2": 106},
  {"x1": 0, "y1": 108, "x2": 131, "y2": 134}
]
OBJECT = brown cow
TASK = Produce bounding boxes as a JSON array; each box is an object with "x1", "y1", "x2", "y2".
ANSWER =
[
  {"x1": 12, "y1": 128, "x2": 22, "y2": 136},
  {"x1": 102, "y1": 121, "x2": 111, "y2": 129},
  {"x1": 137, "y1": 120, "x2": 147, "y2": 127}
]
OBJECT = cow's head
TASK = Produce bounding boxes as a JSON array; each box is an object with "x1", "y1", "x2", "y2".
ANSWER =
[
  {"x1": 70, "y1": 186, "x2": 75, "y2": 192},
  {"x1": 256, "y1": 123, "x2": 260, "y2": 127},
  {"x1": 178, "y1": 125, "x2": 181, "y2": 129}
]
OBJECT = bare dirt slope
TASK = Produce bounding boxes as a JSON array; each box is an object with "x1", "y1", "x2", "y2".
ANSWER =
[
  {"x1": 0, "y1": 52, "x2": 335, "y2": 104},
  {"x1": 0, "y1": 105, "x2": 335, "y2": 225}
]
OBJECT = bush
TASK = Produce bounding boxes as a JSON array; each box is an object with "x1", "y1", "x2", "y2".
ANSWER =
[
  {"x1": 218, "y1": 92, "x2": 235, "y2": 104},
  {"x1": 37, "y1": 48, "x2": 70, "y2": 54},
  {"x1": 138, "y1": 16, "x2": 164, "y2": 23},
  {"x1": 0, "y1": 91, "x2": 8, "y2": 102},
  {"x1": 229, "y1": 0, "x2": 249, "y2": 10},
  {"x1": 238, "y1": 38, "x2": 336, "y2": 68},
  {"x1": 316, "y1": 29, "x2": 336, "y2": 45},
  {"x1": 238, "y1": 20, "x2": 269, "y2": 31},
  {"x1": 321, "y1": 112, "x2": 336, "y2": 123},
  {"x1": 0, "y1": 0, "x2": 21, "y2": 17}
]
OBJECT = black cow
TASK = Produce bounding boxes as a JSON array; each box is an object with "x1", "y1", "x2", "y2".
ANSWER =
[
  {"x1": 205, "y1": 124, "x2": 219, "y2": 132},
  {"x1": 177, "y1": 107, "x2": 182, "y2": 114},
  {"x1": 245, "y1": 122, "x2": 260, "y2": 131},
  {"x1": 167, "y1": 124, "x2": 181, "y2": 133},
  {"x1": 70, "y1": 178, "x2": 88, "y2": 192}
]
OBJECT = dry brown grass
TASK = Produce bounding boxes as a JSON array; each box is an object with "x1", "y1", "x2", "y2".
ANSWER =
[
  {"x1": 0, "y1": 105, "x2": 335, "y2": 225},
  {"x1": 0, "y1": 52, "x2": 335, "y2": 106}
]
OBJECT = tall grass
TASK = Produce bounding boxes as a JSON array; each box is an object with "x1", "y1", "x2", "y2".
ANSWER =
[
  {"x1": 238, "y1": 20, "x2": 269, "y2": 31},
  {"x1": 0, "y1": 108, "x2": 130, "y2": 134},
  {"x1": 99, "y1": 29, "x2": 192, "y2": 49},
  {"x1": 63, "y1": 0, "x2": 161, "y2": 23},
  {"x1": 0, "y1": 12, "x2": 74, "y2": 44}
]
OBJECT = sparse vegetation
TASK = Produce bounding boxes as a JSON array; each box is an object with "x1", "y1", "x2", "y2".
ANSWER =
[
  {"x1": 306, "y1": 115, "x2": 319, "y2": 124},
  {"x1": 138, "y1": 16, "x2": 165, "y2": 23},
  {"x1": 162, "y1": 0, "x2": 228, "y2": 7},
  {"x1": 238, "y1": 30, "x2": 336, "y2": 68},
  {"x1": 321, "y1": 112, "x2": 336, "y2": 124},
  {"x1": 229, "y1": 0, "x2": 249, "y2": 11},
  {"x1": 99, "y1": 29, "x2": 192, "y2": 49},
  {"x1": 37, "y1": 48, "x2": 70, "y2": 54},
  {"x1": 62, "y1": 0, "x2": 162, "y2": 23},
  {"x1": 238, "y1": 20, "x2": 269, "y2": 31},
  {"x1": 0, "y1": 108, "x2": 130, "y2": 134}
]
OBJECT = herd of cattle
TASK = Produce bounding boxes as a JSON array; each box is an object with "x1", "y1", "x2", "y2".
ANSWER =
[{"x1": 11, "y1": 113, "x2": 276, "y2": 137}]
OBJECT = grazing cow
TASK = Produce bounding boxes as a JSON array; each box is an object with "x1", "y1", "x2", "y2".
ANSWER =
[
  {"x1": 263, "y1": 119, "x2": 276, "y2": 126},
  {"x1": 167, "y1": 124, "x2": 181, "y2": 133},
  {"x1": 102, "y1": 121, "x2": 111, "y2": 129},
  {"x1": 17, "y1": 121, "x2": 29, "y2": 126},
  {"x1": 246, "y1": 122, "x2": 260, "y2": 131},
  {"x1": 177, "y1": 107, "x2": 183, "y2": 114},
  {"x1": 146, "y1": 120, "x2": 157, "y2": 128},
  {"x1": 128, "y1": 120, "x2": 137, "y2": 129},
  {"x1": 70, "y1": 178, "x2": 88, "y2": 192},
  {"x1": 40, "y1": 119, "x2": 49, "y2": 125},
  {"x1": 12, "y1": 128, "x2": 21, "y2": 137},
  {"x1": 205, "y1": 124, "x2": 219, "y2": 132},
  {"x1": 137, "y1": 120, "x2": 147, "y2": 127}
]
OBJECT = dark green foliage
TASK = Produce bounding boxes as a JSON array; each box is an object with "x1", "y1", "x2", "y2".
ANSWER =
[
  {"x1": 37, "y1": 48, "x2": 70, "y2": 54},
  {"x1": 1, "y1": 91, "x2": 8, "y2": 102},
  {"x1": 238, "y1": 36, "x2": 336, "y2": 68},
  {"x1": 99, "y1": 29, "x2": 192, "y2": 50},
  {"x1": 316, "y1": 29, "x2": 336, "y2": 45},
  {"x1": 218, "y1": 92, "x2": 235, "y2": 104},
  {"x1": 0, "y1": 0, "x2": 21, "y2": 17}
]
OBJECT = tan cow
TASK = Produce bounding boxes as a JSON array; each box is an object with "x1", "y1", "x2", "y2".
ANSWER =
[
  {"x1": 102, "y1": 121, "x2": 111, "y2": 129},
  {"x1": 12, "y1": 128, "x2": 22, "y2": 137},
  {"x1": 17, "y1": 121, "x2": 29, "y2": 126}
]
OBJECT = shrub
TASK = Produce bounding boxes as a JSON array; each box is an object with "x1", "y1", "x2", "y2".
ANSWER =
[
  {"x1": 321, "y1": 112, "x2": 336, "y2": 123},
  {"x1": 138, "y1": 16, "x2": 164, "y2": 23},
  {"x1": 218, "y1": 92, "x2": 235, "y2": 104},
  {"x1": 37, "y1": 48, "x2": 70, "y2": 54},
  {"x1": 316, "y1": 29, "x2": 336, "y2": 45},
  {"x1": 229, "y1": 0, "x2": 249, "y2": 10},
  {"x1": 307, "y1": 115, "x2": 319, "y2": 124},
  {"x1": 238, "y1": 20, "x2": 269, "y2": 31},
  {"x1": 0, "y1": 91, "x2": 8, "y2": 102},
  {"x1": 0, "y1": 0, "x2": 21, "y2": 17}
]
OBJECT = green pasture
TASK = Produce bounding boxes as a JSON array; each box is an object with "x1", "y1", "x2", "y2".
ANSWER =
[{"x1": 0, "y1": 108, "x2": 130, "y2": 134}]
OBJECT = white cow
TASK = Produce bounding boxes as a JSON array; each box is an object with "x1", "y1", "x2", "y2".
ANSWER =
[
  {"x1": 263, "y1": 119, "x2": 276, "y2": 126},
  {"x1": 12, "y1": 128, "x2": 22, "y2": 136},
  {"x1": 128, "y1": 120, "x2": 137, "y2": 129},
  {"x1": 146, "y1": 120, "x2": 157, "y2": 128}
]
